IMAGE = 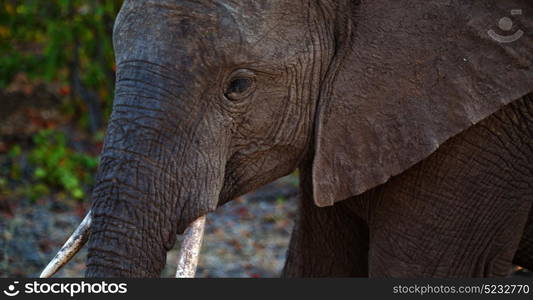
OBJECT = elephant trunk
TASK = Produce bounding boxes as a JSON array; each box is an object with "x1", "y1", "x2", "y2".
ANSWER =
[
  {"x1": 86, "y1": 157, "x2": 175, "y2": 277},
  {"x1": 86, "y1": 152, "x2": 174, "y2": 276},
  {"x1": 84, "y1": 61, "x2": 223, "y2": 277},
  {"x1": 74, "y1": 2, "x2": 230, "y2": 277}
]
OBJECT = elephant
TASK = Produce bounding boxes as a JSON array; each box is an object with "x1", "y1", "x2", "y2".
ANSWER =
[{"x1": 43, "y1": 0, "x2": 533, "y2": 277}]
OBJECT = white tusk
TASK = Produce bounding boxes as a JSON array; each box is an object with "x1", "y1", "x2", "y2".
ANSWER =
[
  {"x1": 175, "y1": 215, "x2": 207, "y2": 278},
  {"x1": 40, "y1": 210, "x2": 92, "y2": 278}
]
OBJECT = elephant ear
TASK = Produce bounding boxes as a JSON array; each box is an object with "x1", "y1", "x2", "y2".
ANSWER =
[{"x1": 312, "y1": 0, "x2": 533, "y2": 207}]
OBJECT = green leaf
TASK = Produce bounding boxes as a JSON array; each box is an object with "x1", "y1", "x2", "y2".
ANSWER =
[
  {"x1": 72, "y1": 188, "x2": 84, "y2": 199},
  {"x1": 34, "y1": 167, "x2": 46, "y2": 179},
  {"x1": 8, "y1": 144, "x2": 21, "y2": 158}
]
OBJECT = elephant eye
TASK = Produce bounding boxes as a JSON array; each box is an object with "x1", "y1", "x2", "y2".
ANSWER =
[{"x1": 224, "y1": 70, "x2": 256, "y2": 101}]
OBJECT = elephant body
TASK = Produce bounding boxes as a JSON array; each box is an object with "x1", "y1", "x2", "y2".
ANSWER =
[
  {"x1": 284, "y1": 94, "x2": 533, "y2": 277},
  {"x1": 84, "y1": 0, "x2": 533, "y2": 277}
]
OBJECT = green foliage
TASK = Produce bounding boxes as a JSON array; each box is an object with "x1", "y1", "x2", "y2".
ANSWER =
[
  {"x1": 28, "y1": 129, "x2": 98, "y2": 200},
  {"x1": 0, "y1": 0, "x2": 122, "y2": 116},
  {"x1": 7, "y1": 144, "x2": 22, "y2": 159},
  {"x1": 6, "y1": 145, "x2": 23, "y2": 180},
  {"x1": 0, "y1": 1, "x2": 119, "y2": 203}
]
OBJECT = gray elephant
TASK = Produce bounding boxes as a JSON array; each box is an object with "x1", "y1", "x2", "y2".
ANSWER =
[{"x1": 44, "y1": 0, "x2": 533, "y2": 277}]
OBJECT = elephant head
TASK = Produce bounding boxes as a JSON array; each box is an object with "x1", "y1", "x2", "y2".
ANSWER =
[
  {"x1": 43, "y1": 0, "x2": 532, "y2": 277},
  {"x1": 85, "y1": 0, "x2": 334, "y2": 277}
]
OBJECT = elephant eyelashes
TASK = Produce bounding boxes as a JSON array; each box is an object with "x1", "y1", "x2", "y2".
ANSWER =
[{"x1": 224, "y1": 70, "x2": 256, "y2": 101}]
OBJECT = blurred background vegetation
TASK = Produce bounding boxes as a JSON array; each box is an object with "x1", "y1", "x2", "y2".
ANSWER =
[
  {"x1": 1, "y1": 0, "x2": 122, "y2": 203},
  {"x1": 1, "y1": 0, "x2": 123, "y2": 276}
]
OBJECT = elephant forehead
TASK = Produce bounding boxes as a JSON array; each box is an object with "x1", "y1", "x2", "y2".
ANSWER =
[
  {"x1": 115, "y1": 0, "x2": 315, "y2": 65},
  {"x1": 220, "y1": 0, "x2": 316, "y2": 61},
  {"x1": 114, "y1": 0, "x2": 242, "y2": 63}
]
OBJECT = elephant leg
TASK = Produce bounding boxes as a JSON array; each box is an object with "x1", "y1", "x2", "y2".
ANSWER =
[
  {"x1": 362, "y1": 95, "x2": 533, "y2": 277},
  {"x1": 513, "y1": 206, "x2": 533, "y2": 270},
  {"x1": 282, "y1": 168, "x2": 369, "y2": 277}
]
